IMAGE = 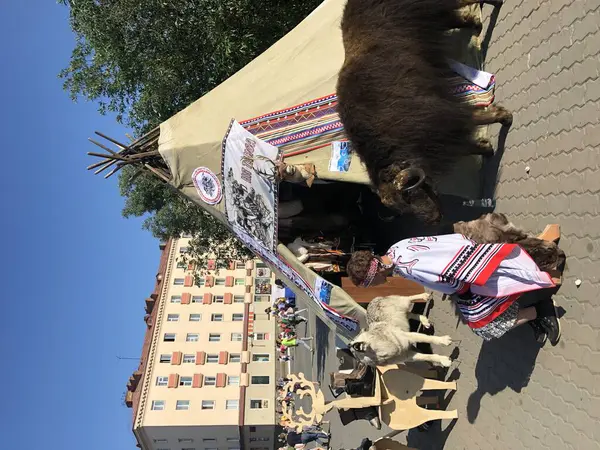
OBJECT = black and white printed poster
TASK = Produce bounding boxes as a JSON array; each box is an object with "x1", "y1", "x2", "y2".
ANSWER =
[{"x1": 222, "y1": 120, "x2": 280, "y2": 252}]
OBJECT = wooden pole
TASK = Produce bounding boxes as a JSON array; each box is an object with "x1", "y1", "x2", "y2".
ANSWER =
[
  {"x1": 87, "y1": 158, "x2": 113, "y2": 171},
  {"x1": 87, "y1": 151, "x2": 128, "y2": 162},
  {"x1": 94, "y1": 131, "x2": 129, "y2": 150},
  {"x1": 130, "y1": 126, "x2": 160, "y2": 146},
  {"x1": 144, "y1": 164, "x2": 170, "y2": 183},
  {"x1": 104, "y1": 164, "x2": 124, "y2": 179},
  {"x1": 94, "y1": 159, "x2": 117, "y2": 175},
  {"x1": 126, "y1": 150, "x2": 162, "y2": 160},
  {"x1": 88, "y1": 138, "x2": 120, "y2": 156}
]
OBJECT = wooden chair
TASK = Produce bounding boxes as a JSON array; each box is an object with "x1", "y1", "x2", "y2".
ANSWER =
[
  {"x1": 281, "y1": 367, "x2": 456, "y2": 434},
  {"x1": 537, "y1": 224, "x2": 560, "y2": 242},
  {"x1": 378, "y1": 365, "x2": 458, "y2": 430}
]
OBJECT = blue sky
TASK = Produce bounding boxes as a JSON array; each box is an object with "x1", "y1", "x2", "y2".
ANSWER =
[{"x1": 1, "y1": 2, "x2": 158, "y2": 448}]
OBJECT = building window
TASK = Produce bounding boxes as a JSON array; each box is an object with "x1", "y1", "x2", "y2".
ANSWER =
[
  {"x1": 206, "y1": 354, "x2": 219, "y2": 364},
  {"x1": 254, "y1": 279, "x2": 271, "y2": 294},
  {"x1": 251, "y1": 376, "x2": 270, "y2": 385},
  {"x1": 256, "y1": 262, "x2": 268, "y2": 268},
  {"x1": 177, "y1": 261, "x2": 187, "y2": 269},
  {"x1": 163, "y1": 333, "x2": 176, "y2": 342},
  {"x1": 191, "y1": 295, "x2": 202, "y2": 303},
  {"x1": 178, "y1": 438, "x2": 193, "y2": 443},
  {"x1": 250, "y1": 400, "x2": 265, "y2": 409},
  {"x1": 254, "y1": 295, "x2": 269, "y2": 303},
  {"x1": 179, "y1": 376, "x2": 193, "y2": 387},
  {"x1": 234, "y1": 278, "x2": 245, "y2": 286},
  {"x1": 226, "y1": 400, "x2": 239, "y2": 410},
  {"x1": 213, "y1": 296, "x2": 224, "y2": 304},
  {"x1": 249, "y1": 426, "x2": 257, "y2": 432},
  {"x1": 154, "y1": 439, "x2": 168, "y2": 444},
  {"x1": 195, "y1": 278, "x2": 205, "y2": 287},
  {"x1": 208, "y1": 333, "x2": 221, "y2": 342},
  {"x1": 179, "y1": 247, "x2": 189, "y2": 253},
  {"x1": 215, "y1": 278, "x2": 226, "y2": 286},
  {"x1": 211, "y1": 313, "x2": 224, "y2": 322},
  {"x1": 155, "y1": 376, "x2": 169, "y2": 387},
  {"x1": 231, "y1": 333, "x2": 243, "y2": 342},
  {"x1": 201, "y1": 400, "x2": 215, "y2": 410},
  {"x1": 189, "y1": 314, "x2": 202, "y2": 322},
  {"x1": 159, "y1": 354, "x2": 172, "y2": 363},
  {"x1": 233, "y1": 295, "x2": 245, "y2": 303},
  {"x1": 171, "y1": 295, "x2": 181, "y2": 303},
  {"x1": 203, "y1": 439, "x2": 217, "y2": 443},
  {"x1": 186, "y1": 333, "x2": 199, "y2": 342},
  {"x1": 204, "y1": 376, "x2": 216, "y2": 386},
  {"x1": 232, "y1": 313, "x2": 244, "y2": 322},
  {"x1": 151, "y1": 400, "x2": 165, "y2": 411},
  {"x1": 183, "y1": 354, "x2": 196, "y2": 364},
  {"x1": 227, "y1": 438, "x2": 240, "y2": 443},
  {"x1": 236, "y1": 262, "x2": 246, "y2": 269},
  {"x1": 228, "y1": 376, "x2": 240, "y2": 386},
  {"x1": 254, "y1": 333, "x2": 269, "y2": 341},
  {"x1": 250, "y1": 437, "x2": 270, "y2": 442},
  {"x1": 229, "y1": 354, "x2": 241, "y2": 363},
  {"x1": 252, "y1": 354, "x2": 270, "y2": 362},
  {"x1": 176, "y1": 400, "x2": 190, "y2": 411},
  {"x1": 173, "y1": 278, "x2": 185, "y2": 286},
  {"x1": 167, "y1": 314, "x2": 179, "y2": 322}
]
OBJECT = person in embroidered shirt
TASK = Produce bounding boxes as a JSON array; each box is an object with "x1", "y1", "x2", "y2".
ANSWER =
[{"x1": 346, "y1": 234, "x2": 561, "y2": 345}]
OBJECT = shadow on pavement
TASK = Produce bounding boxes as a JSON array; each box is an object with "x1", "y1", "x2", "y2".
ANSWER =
[
  {"x1": 480, "y1": 126, "x2": 510, "y2": 199},
  {"x1": 466, "y1": 324, "x2": 542, "y2": 423},
  {"x1": 406, "y1": 418, "x2": 458, "y2": 450},
  {"x1": 315, "y1": 317, "x2": 331, "y2": 382},
  {"x1": 481, "y1": 6, "x2": 501, "y2": 63}
]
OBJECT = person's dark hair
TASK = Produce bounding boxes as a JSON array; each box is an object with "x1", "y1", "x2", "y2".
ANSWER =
[{"x1": 346, "y1": 250, "x2": 376, "y2": 286}]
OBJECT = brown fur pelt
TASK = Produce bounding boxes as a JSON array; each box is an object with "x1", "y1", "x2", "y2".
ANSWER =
[
  {"x1": 453, "y1": 213, "x2": 566, "y2": 273},
  {"x1": 337, "y1": 0, "x2": 509, "y2": 224}
]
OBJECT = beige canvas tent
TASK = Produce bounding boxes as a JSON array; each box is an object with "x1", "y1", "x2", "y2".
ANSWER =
[{"x1": 88, "y1": 0, "x2": 490, "y2": 343}]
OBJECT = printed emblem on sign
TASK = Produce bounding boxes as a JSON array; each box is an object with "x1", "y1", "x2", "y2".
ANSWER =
[{"x1": 192, "y1": 167, "x2": 222, "y2": 205}]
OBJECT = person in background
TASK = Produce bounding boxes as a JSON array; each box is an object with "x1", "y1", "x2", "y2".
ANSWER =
[{"x1": 284, "y1": 429, "x2": 330, "y2": 449}]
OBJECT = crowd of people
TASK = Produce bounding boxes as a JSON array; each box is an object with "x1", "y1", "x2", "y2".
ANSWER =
[{"x1": 266, "y1": 291, "x2": 314, "y2": 358}]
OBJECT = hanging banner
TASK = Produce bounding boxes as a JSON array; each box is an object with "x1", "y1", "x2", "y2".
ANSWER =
[
  {"x1": 231, "y1": 224, "x2": 359, "y2": 333},
  {"x1": 314, "y1": 276, "x2": 358, "y2": 332},
  {"x1": 222, "y1": 120, "x2": 280, "y2": 252}
]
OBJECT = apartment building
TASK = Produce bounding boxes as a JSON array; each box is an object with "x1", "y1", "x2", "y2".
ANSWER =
[{"x1": 125, "y1": 238, "x2": 278, "y2": 450}]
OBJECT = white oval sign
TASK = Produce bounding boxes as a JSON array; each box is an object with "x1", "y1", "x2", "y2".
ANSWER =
[{"x1": 192, "y1": 167, "x2": 222, "y2": 205}]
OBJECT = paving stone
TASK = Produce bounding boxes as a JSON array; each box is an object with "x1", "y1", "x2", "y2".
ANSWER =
[{"x1": 334, "y1": 2, "x2": 600, "y2": 448}]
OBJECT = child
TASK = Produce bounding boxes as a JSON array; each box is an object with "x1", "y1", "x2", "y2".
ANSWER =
[{"x1": 347, "y1": 234, "x2": 561, "y2": 344}]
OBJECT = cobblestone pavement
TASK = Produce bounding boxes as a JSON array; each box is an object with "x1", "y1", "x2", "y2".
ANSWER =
[
  {"x1": 293, "y1": 1, "x2": 600, "y2": 449},
  {"x1": 407, "y1": 0, "x2": 600, "y2": 449}
]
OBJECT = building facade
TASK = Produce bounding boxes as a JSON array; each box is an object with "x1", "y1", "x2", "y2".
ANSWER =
[{"x1": 126, "y1": 238, "x2": 278, "y2": 450}]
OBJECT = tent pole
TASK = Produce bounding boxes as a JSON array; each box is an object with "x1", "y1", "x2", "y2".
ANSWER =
[{"x1": 94, "y1": 131, "x2": 129, "y2": 150}]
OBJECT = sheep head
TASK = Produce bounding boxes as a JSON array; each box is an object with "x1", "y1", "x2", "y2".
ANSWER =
[{"x1": 377, "y1": 165, "x2": 442, "y2": 224}]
